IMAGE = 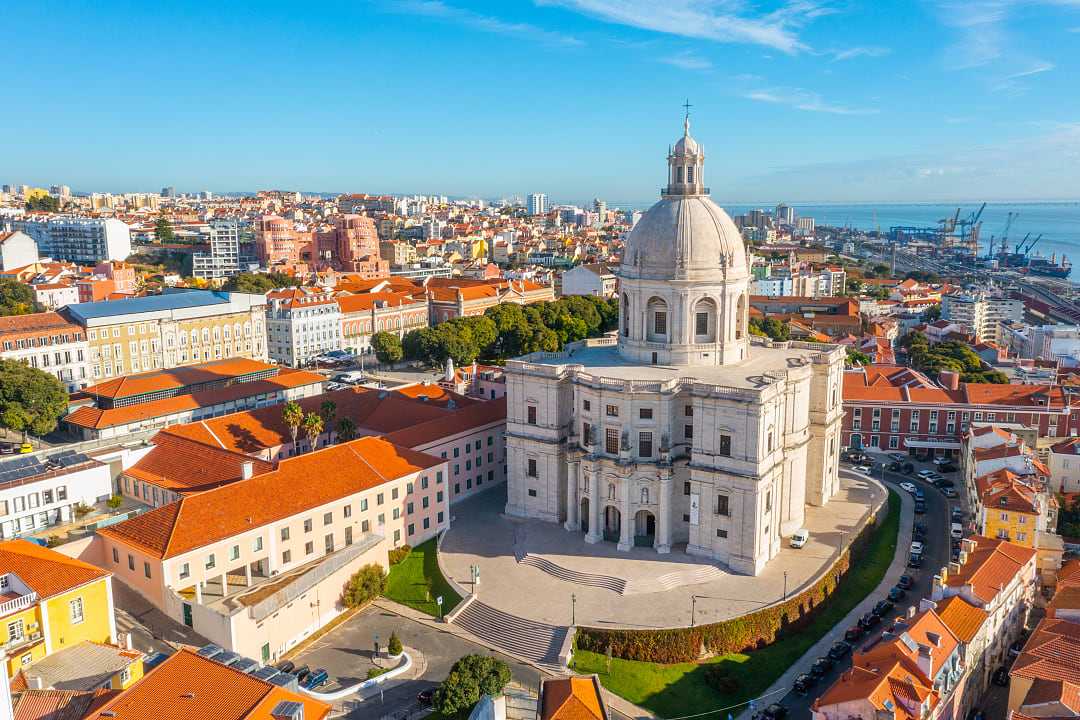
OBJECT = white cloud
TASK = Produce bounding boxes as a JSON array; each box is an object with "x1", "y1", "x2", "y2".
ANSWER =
[
  {"x1": 1004, "y1": 60, "x2": 1054, "y2": 80},
  {"x1": 933, "y1": 0, "x2": 1072, "y2": 72},
  {"x1": 743, "y1": 87, "x2": 878, "y2": 115},
  {"x1": 535, "y1": 0, "x2": 835, "y2": 53},
  {"x1": 659, "y1": 51, "x2": 713, "y2": 70},
  {"x1": 830, "y1": 45, "x2": 891, "y2": 61},
  {"x1": 392, "y1": 1, "x2": 583, "y2": 46}
]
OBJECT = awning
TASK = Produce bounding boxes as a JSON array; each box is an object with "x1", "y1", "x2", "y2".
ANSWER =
[{"x1": 903, "y1": 439, "x2": 962, "y2": 450}]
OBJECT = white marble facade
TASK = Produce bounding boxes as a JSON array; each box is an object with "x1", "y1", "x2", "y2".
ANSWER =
[{"x1": 504, "y1": 117, "x2": 847, "y2": 575}]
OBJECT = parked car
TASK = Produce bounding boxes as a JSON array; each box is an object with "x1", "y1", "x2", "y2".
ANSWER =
[
  {"x1": 761, "y1": 704, "x2": 788, "y2": 720},
  {"x1": 933, "y1": 478, "x2": 956, "y2": 488},
  {"x1": 275, "y1": 660, "x2": 296, "y2": 674},
  {"x1": 942, "y1": 488, "x2": 958, "y2": 498},
  {"x1": 1009, "y1": 641, "x2": 1024, "y2": 659},
  {"x1": 951, "y1": 508, "x2": 964, "y2": 522},
  {"x1": 914, "y1": 501, "x2": 927, "y2": 514},
  {"x1": 0, "y1": 443, "x2": 14, "y2": 455},
  {"x1": 951, "y1": 523, "x2": 964, "y2": 539},
  {"x1": 888, "y1": 452, "x2": 907, "y2": 462},
  {"x1": 910, "y1": 541, "x2": 924, "y2": 555},
  {"x1": 828, "y1": 641, "x2": 853, "y2": 661},
  {"x1": 933, "y1": 456, "x2": 951, "y2": 466},
  {"x1": 913, "y1": 523, "x2": 928, "y2": 538},
  {"x1": 992, "y1": 666, "x2": 1010, "y2": 686},
  {"x1": 304, "y1": 668, "x2": 329, "y2": 689},
  {"x1": 293, "y1": 665, "x2": 310, "y2": 681},
  {"x1": 810, "y1": 657, "x2": 834, "y2": 677},
  {"x1": 18, "y1": 443, "x2": 31, "y2": 454},
  {"x1": 898, "y1": 574, "x2": 914, "y2": 590},
  {"x1": 859, "y1": 612, "x2": 881, "y2": 629},
  {"x1": 917, "y1": 469, "x2": 935, "y2": 479},
  {"x1": 908, "y1": 553, "x2": 924, "y2": 569},
  {"x1": 793, "y1": 673, "x2": 815, "y2": 695},
  {"x1": 939, "y1": 462, "x2": 957, "y2": 473},
  {"x1": 873, "y1": 599, "x2": 895, "y2": 617},
  {"x1": 790, "y1": 529, "x2": 810, "y2": 549},
  {"x1": 853, "y1": 464, "x2": 872, "y2": 473},
  {"x1": 899, "y1": 482, "x2": 917, "y2": 494},
  {"x1": 844, "y1": 625, "x2": 865, "y2": 642},
  {"x1": 888, "y1": 586, "x2": 906, "y2": 601},
  {"x1": 914, "y1": 488, "x2": 926, "y2": 500},
  {"x1": 417, "y1": 688, "x2": 435, "y2": 707},
  {"x1": 902, "y1": 462, "x2": 915, "y2": 474},
  {"x1": 887, "y1": 461, "x2": 902, "y2": 472}
]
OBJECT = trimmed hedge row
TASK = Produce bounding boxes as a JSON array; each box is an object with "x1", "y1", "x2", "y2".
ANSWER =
[{"x1": 575, "y1": 497, "x2": 886, "y2": 663}]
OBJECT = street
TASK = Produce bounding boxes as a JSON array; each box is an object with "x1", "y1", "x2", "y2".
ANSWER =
[
  {"x1": 779, "y1": 455, "x2": 954, "y2": 720},
  {"x1": 291, "y1": 604, "x2": 544, "y2": 720}
]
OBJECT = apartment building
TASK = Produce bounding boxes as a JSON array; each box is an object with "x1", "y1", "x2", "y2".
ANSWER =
[
  {"x1": 255, "y1": 215, "x2": 304, "y2": 267},
  {"x1": 64, "y1": 358, "x2": 324, "y2": 441},
  {"x1": 1048, "y1": 437, "x2": 1080, "y2": 493},
  {"x1": 560, "y1": 264, "x2": 617, "y2": 298},
  {"x1": 0, "y1": 312, "x2": 89, "y2": 391},
  {"x1": 0, "y1": 231, "x2": 38, "y2": 272},
  {"x1": 426, "y1": 277, "x2": 554, "y2": 323},
  {"x1": 0, "y1": 540, "x2": 117, "y2": 679},
  {"x1": 337, "y1": 291, "x2": 428, "y2": 356},
  {"x1": 941, "y1": 292, "x2": 1025, "y2": 344},
  {"x1": 14, "y1": 217, "x2": 131, "y2": 263},
  {"x1": 842, "y1": 365, "x2": 1078, "y2": 457},
  {"x1": 96, "y1": 436, "x2": 448, "y2": 661},
  {"x1": 0, "y1": 449, "x2": 113, "y2": 540},
  {"x1": 193, "y1": 218, "x2": 243, "y2": 280},
  {"x1": 62, "y1": 290, "x2": 268, "y2": 381},
  {"x1": 265, "y1": 287, "x2": 342, "y2": 367}
]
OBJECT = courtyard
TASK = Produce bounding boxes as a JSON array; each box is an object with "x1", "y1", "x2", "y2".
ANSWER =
[{"x1": 440, "y1": 473, "x2": 886, "y2": 629}]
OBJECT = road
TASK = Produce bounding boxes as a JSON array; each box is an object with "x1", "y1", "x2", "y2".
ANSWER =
[
  {"x1": 291, "y1": 605, "x2": 544, "y2": 720},
  {"x1": 780, "y1": 457, "x2": 953, "y2": 720}
]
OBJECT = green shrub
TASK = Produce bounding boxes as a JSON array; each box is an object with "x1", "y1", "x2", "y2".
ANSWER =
[
  {"x1": 703, "y1": 665, "x2": 741, "y2": 694},
  {"x1": 388, "y1": 631, "x2": 403, "y2": 655},
  {"x1": 107, "y1": 495, "x2": 123, "y2": 509},
  {"x1": 434, "y1": 655, "x2": 512, "y2": 717},
  {"x1": 341, "y1": 564, "x2": 388, "y2": 609},
  {"x1": 367, "y1": 666, "x2": 390, "y2": 679},
  {"x1": 388, "y1": 545, "x2": 412, "y2": 566},
  {"x1": 73, "y1": 503, "x2": 93, "y2": 519}
]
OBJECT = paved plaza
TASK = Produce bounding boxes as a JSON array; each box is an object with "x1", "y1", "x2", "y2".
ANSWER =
[{"x1": 441, "y1": 475, "x2": 885, "y2": 629}]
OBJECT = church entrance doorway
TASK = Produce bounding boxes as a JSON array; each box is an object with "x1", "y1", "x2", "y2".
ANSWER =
[
  {"x1": 603, "y1": 506, "x2": 621, "y2": 543},
  {"x1": 580, "y1": 498, "x2": 589, "y2": 534},
  {"x1": 634, "y1": 510, "x2": 656, "y2": 547}
]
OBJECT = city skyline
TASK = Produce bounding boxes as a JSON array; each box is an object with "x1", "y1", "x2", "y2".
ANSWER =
[{"x1": 5, "y1": 1, "x2": 1080, "y2": 202}]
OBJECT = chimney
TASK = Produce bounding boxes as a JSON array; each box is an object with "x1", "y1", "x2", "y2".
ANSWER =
[
  {"x1": 959, "y1": 551, "x2": 969, "y2": 565},
  {"x1": 907, "y1": 605, "x2": 917, "y2": 619},
  {"x1": 27, "y1": 675, "x2": 43, "y2": 690},
  {"x1": 949, "y1": 561, "x2": 961, "y2": 575},
  {"x1": 241, "y1": 461, "x2": 254, "y2": 480},
  {"x1": 939, "y1": 370, "x2": 960, "y2": 391},
  {"x1": 961, "y1": 538, "x2": 976, "y2": 554}
]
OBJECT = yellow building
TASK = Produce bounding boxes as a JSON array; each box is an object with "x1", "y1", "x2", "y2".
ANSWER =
[
  {"x1": 0, "y1": 540, "x2": 117, "y2": 680},
  {"x1": 976, "y1": 469, "x2": 1044, "y2": 548}
]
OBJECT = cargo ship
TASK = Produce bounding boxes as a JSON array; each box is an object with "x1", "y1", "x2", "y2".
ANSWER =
[{"x1": 1026, "y1": 253, "x2": 1072, "y2": 279}]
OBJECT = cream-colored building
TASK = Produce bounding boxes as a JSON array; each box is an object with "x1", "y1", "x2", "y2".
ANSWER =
[
  {"x1": 63, "y1": 291, "x2": 267, "y2": 381},
  {"x1": 503, "y1": 118, "x2": 846, "y2": 575}
]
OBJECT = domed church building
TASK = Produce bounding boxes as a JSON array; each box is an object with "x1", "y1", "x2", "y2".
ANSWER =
[{"x1": 503, "y1": 117, "x2": 847, "y2": 575}]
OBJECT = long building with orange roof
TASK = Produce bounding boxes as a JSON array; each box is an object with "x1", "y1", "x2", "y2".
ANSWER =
[
  {"x1": 0, "y1": 311, "x2": 89, "y2": 392},
  {"x1": 842, "y1": 364, "x2": 1078, "y2": 458},
  {"x1": 336, "y1": 289, "x2": 427, "y2": 356},
  {"x1": 426, "y1": 276, "x2": 554, "y2": 323}
]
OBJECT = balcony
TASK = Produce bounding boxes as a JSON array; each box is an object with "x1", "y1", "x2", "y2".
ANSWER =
[
  {"x1": 4, "y1": 630, "x2": 43, "y2": 654},
  {"x1": 0, "y1": 592, "x2": 38, "y2": 618}
]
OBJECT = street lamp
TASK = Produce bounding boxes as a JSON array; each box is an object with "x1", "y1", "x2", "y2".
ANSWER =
[
  {"x1": 783, "y1": 571, "x2": 789, "y2": 601},
  {"x1": 690, "y1": 595, "x2": 710, "y2": 628},
  {"x1": 436, "y1": 595, "x2": 444, "y2": 621},
  {"x1": 571, "y1": 593, "x2": 576, "y2": 626}
]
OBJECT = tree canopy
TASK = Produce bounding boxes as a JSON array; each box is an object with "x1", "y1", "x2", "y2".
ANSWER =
[
  {"x1": 433, "y1": 655, "x2": 512, "y2": 718},
  {"x1": 371, "y1": 331, "x2": 404, "y2": 364},
  {"x1": 402, "y1": 295, "x2": 618, "y2": 367},
  {"x1": 900, "y1": 331, "x2": 1008, "y2": 384},
  {"x1": 749, "y1": 316, "x2": 789, "y2": 342},
  {"x1": 0, "y1": 360, "x2": 69, "y2": 440},
  {"x1": 221, "y1": 272, "x2": 295, "y2": 293},
  {"x1": 25, "y1": 194, "x2": 59, "y2": 212},
  {"x1": 0, "y1": 280, "x2": 42, "y2": 317},
  {"x1": 154, "y1": 217, "x2": 176, "y2": 244}
]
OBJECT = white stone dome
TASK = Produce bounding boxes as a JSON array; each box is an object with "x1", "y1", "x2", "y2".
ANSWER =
[{"x1": 621, "y1": 194, "x2": 748, "y2": 281}]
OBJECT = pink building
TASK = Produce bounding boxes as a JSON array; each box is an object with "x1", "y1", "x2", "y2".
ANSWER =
[{"x1": 256, "y1": 215, "x2": 307, "y2": 267}]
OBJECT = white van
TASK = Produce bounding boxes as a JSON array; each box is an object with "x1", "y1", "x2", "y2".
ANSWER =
[
  {"x1": 790, "y1": 529, "x2": 810, "y2": 548},
  {"x1": 951, "y1": 522, "x2": 963, "y2": 539}
]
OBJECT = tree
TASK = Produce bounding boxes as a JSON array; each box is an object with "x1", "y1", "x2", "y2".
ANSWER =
[
  {"x1": 0, "y1": 280, "x2": 41, "y2": 317},
  {"x1": 846, "y1": 347, "x2": 872, "y2": 366},
  {"x1": 25, "y1": 194, "x2": 59, "y2": 212},
  {"x1": 749, "y1": 317, "x2": 789, "y2": 342},
  {"x1": 371, "y1": 331, "x2": 404, "y2": 364},
  {"x1": 282, "y1": 401, "x2": 304, "y2": 450},
  {"x1": 154, "y1": 217, "x2": 176, "y2": 244},
  {"x1": 0, "y1": 361, "x2": 69, "y2": 442},
  {"x1": 222, "y1": 272, "x2": 295, "y2": 293},
  {"x1": 320, "y1": 400, "x2": 336, "y2": 443},
  {"x1": 336, "y1": 417, "x2": 357, "y2": 442},
  {"x1": 302, "y1": 412, "x2": 324, "y2": 452},
  {"x1": 923, "y1": 304, "x2": 942, "y2": 321},
  {"x1": 340, "y1": 564, "x2": 387, "y2": 608},
  {"x1": 387, "y1": 632, "x2": 403, "y2": 656},
  {"x1": 433, "y1": 655, "x2": 512, "y2": 717}
]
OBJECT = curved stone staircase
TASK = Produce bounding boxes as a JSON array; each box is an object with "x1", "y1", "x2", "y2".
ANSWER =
[
  {"x1": 452, "y1": 599, "x2": 570, "y2": 667},
  {"x1": 517, "y1": 551, "x2": 726, "y2": 595},
  {"x1": 518, "y1": 553, "x2": 627, "y2": 593}
]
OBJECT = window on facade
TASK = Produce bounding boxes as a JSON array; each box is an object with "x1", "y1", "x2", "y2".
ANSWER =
[
  {"x1": 69, "y1": 597, "x2": 84, "y2": 624},
  {"x1": 715, "y1": 494, "x2": 730, "y2": 516},
  {"x1": 716, "y1": 529, "x2": 728, "y2": 538},
  {"x1": 305, "y1": 541, "x2": 314, "y2": 555},
  {"x1": 606, "y1": 405, "x2": 618, "y2": 417},
  {"x1": 685, "y1": 424, "x2": 693, "y2": 440},
  {"x1": 229, "y1": 545, "x2": 239, "y2": 561},
  {"x1": 112, "y1": 548, "x2": 119, "y2": 564},
  {"x1": 206, "y1": 554, "x2": 215, "y2": 569},
  {"x1": 527, "y1": 406, "x2": 537, "y2": 425},
  {"x1": 527, "y1": 459, "x2": 537, "y2": 477},
  {"x1": 719, "y1": 434, "x2": 731, "y2": 457},
  {"x1": 639, "y1": 432, "x2": 653, "y2": 458},
  {"x1": 281, "y1": 527, "x2": 290, "y2": 541},
  {"x1": 179, "y1": 563, "x2": 189, "y2": 579},
  {"x1": 696, "y1": 312, "x2": 708, "y2": 336},
  {"x1": 654, "y1": 311, "x2": 667, "y2": 335},
  {"x1": 144, "y1": 562, "x2": 151, "y2": 579},
  {"x1": 323, "y1": 512, "x2": 333, "y2": 526},
  {"x1": 605, "y1": 428, "x2": 619, "y2": 454},
  {"x1": 303, "y1": 518, "x2": 312, "y2": 533},
  {"x1": 582, "y1": 400, "x2": 591, "y2": 412}
]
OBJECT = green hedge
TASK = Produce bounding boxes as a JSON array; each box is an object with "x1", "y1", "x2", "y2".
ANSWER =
[{"x1": 576, "y1": 493, "x2": 888, "y2": 663}]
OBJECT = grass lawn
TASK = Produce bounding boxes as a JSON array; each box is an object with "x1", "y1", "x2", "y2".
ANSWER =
[
  {"x1": 574, "y1": 488, "x2": 901, "y2": 718},
  {"x1": 384, "y1": 538, "x2": 463, "y2": 617}
]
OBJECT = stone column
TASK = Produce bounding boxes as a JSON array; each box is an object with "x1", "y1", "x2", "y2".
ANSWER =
[
  {"x1": 617, "y1": 481, "x2": 633, "y2": 552},
  {"x1": 585, "y1": 470, "x2": 602, "y2": 544},
  {"x1": 194, "y1": 582, "x2": 203, "y2": 605},
  {"x1": 244, "y1": 564, "x2": 252, "y2": 587},
  {"x1": 564, "y1": 462, "x2": 579, "y2": 532},
  {"x1": 656, "y1": 476, "x2": 672, "y2": 554},
  {"x1": 220, "y1": 573, "x2": 228, "y2": 597}
]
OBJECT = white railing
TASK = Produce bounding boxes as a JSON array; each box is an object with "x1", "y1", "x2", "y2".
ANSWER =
[{"x1": 0, "y1": 592, "x2": 37, "y2": 617}]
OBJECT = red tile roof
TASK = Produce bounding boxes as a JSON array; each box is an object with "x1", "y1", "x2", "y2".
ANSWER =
[
  {"x1": 127, "y1": 432, "x2": 274, "y2": 493},
  {"x1": 1012, "y1": 617, "x2": 1080, "y2": 686},
  {"x1": 82, "y1": 358, "x2": 278, "y2": 400},
  {"x1": 0, "y1": 540, "x2": 109, "y2": 600},
  {"x1": 946, "y1": 536, "x2": 1037, "y2": 603},
  {"x1": 99, "y1": 436, "x2": 442, "y2": 559}
]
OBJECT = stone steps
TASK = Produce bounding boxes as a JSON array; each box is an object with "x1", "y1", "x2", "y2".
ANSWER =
[
  {"x1": 518, "y1": 553, "x2": 627, "y2": 593},
  {"x1": 624, "y1": 564, "x2": 726, "y2": 594},
  {"x1": 452, "y1": 600, "x2": 570, "y2": 666}
]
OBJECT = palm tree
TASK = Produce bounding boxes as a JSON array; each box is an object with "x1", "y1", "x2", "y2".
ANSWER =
[
  {"x1": 320, "y1": 400, "x2": 337, "y2": 444},
  {"x1": 283, "y1": 401, "x2": 304, "y2": 452},
  {"x1": 302, "y1": 412, "x2": 324, "y2": 452},
  {"x1": 336, "y1": 417, "x2": 357, "y2": 442}
]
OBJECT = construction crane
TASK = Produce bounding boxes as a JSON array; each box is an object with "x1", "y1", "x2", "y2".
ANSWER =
[{"x1": 1015, "y1": 233, "x2": 1032, "y2": 255}]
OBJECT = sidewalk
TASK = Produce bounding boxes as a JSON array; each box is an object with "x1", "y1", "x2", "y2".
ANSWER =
[
  {"x1": 373, "y1": 598, "x2": 656, "y2": 719},
  {"x1": 738, "y1": 472, "x2": 912, "y2": 717}
]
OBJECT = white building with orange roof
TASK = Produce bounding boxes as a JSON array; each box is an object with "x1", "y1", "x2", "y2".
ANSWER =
[
  {"x1": 95, "y1": 435, "x2": 448, "y2": 662},
  {"x1": 0, "y1": 231, "x2": 38, "y2": 272},
  {"x1": 336, "y1": 290, "x2": 428, "y2": 356},
  {"x1": 813, "y1": 607, "x2": 963, "y2": 720},
  {"x1": 0, "y1": 312, "x2": 89, "y2": 391},
  {"x1": 425, "y1": 277, "x2": 554, "y2": 324},
  {"x1": 265, "y1": 287, "x2": 342, "y2": 367}
]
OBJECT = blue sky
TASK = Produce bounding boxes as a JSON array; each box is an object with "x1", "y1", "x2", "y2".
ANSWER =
[{"x1": 4, "y1": 1, "x2": 1080, "y2": 204}]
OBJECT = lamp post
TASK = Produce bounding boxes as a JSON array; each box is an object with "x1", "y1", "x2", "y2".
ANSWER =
[
  {"x1": 436, "y1": 595, "x2": 444, "y2": 621},
  {"x1": 571, "y1": 593, "x2": 576, "y2": 626}
]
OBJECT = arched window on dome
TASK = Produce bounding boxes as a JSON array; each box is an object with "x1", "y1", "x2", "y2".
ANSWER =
[
  {"x1": 687, "y1": 165, "x2": 695, "y2": 184},
  {"x1": 622, "y1": 293, "x2": 631, "y2": 337},
  {"x1": 735, "y1": 295, "x2": 746, "y2": 340},
  {"x1": 646, "y1": 297, "x2": 668, "y2": 342},
  {"x1": 693, "y1": 298, "x2": 717, "y2": 343}
]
